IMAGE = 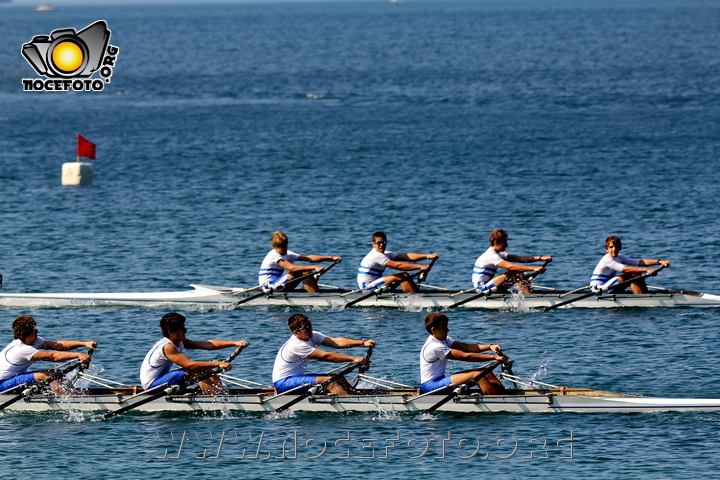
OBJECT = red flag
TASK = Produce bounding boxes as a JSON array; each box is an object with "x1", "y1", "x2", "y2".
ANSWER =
[{"x1": 77, "y1": 133, "x2": 96, "y2": 160}]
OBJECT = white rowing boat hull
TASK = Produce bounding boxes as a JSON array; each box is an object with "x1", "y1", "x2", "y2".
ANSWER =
[
  {"x1": 1, "y1": 285, "x2": 720, "y2": 309},
  {"x1": 3, "y1": 388, "x2": 720, "y2": 414}
]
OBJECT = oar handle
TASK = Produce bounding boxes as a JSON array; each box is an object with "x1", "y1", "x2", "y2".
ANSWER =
[
  {"x1": 225, "y1": 344, "x2": 246, "y2": 364},
  {"x1": 358, "y1": 346, "x2": 373, "y2": 375},
  {"x1": 417, "y1": 257, "x2": 438, "y2": 285},
  {"x1": 523, "y1": 258, "x2": 551, "y2": 282}
]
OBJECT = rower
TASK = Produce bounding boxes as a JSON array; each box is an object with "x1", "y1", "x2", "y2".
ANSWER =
[
  {"x1": 0, "y1": 316, "x2": 95, "y2": 395},
  {"x1": 139, "y1": 312, "x2": 249, "y2": 395},
  {"x1": 472, "y1": 229, "x2": 551, "y2": 294},
  {"x1": 590, "y1": 235, "x2": 671, "y2": 294},
  {"x1": 356, "y1": 231, "x2": 439, "y2": 293},
  {"x1": 272, "y1": 314, "x2": 375, "y2": 395},
  {"x1": 420, "y1": 312, "x2": 507, "y2": 395},
  {"x1": 258, "y1": 231, "x2": 341, "y2": 293}
]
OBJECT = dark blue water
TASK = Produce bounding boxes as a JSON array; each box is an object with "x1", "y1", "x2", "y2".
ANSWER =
[{"x1": 2, "y1": 0, "x2": 720, "y2": 478}]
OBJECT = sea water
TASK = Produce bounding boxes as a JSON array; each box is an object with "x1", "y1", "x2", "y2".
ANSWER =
[{"x1": 1, "y1": 0, "x2": 720, "y2": 478}]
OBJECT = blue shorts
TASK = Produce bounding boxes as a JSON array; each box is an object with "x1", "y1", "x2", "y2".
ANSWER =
[
  {"x1": 591, "y1": 277, "x2": 620, "y2": 292},
  {"x1": 421, "y1": 376, "x2": 453, "y2": 394},
  {"x1": 148, "y1": 370, "x2": 187, "y2": 390},
  {"x1": 473, "y1": 281, "x2": 494, "y2": 294},
  {"x1": 262, "y1": 275, "x2": 302, "y2": 293},
  {"x1": 358, "y1": 278, "x2": 385, "y2": 293},
  {"x1": 0, "y1": 372, "x2": 37, "y2": 393},
  {"x1": 273, "y1": 375, "x2": 319, "y2": 393}
]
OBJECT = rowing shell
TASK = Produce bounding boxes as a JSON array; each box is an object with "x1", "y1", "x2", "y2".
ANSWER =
[
  {"x1": 1, "y1": 284, "x2": 720, "y2": 309},
  {"x1": 3, "y1": 387, "x2": 720, "y2": 414}
]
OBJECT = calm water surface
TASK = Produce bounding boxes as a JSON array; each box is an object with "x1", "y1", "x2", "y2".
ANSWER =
[{"x1": 1, "y1": 0, "x2": 720, "y2": 478}]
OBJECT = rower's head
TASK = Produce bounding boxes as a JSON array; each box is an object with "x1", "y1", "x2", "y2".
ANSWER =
[
  {"x1": 288, "y1": 313, "x2": 313, "y2": 340},
  {"x1": 12, "y1": 316, "x2": 38, "y2": 343},
  {"x1": 271, "y1": 231, "x2": 289, "y2": 255},
  {"x1": 425, "y1": 312, "x2": 449, "y2": 338},
  {"x1": 371, "y1": 231, "x2": 387, "y2": 252},
  {"x1": 605, "y1": 235, "x2": 622, "y2": 256},
  {"x1": 160, "y1": 312, "x2": 188, "y2": 339},
  {"x1": 489, "y1": 229, "x2": 509, "y2": 250}
]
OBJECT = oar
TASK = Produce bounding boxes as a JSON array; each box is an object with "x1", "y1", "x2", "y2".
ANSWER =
[
  {"x1": 543, "y1": 266, "x2": 665, "y2": 312},
  {"x1": 446, "y1": 259, "x2": 551, "y2": 310},
  {"x1": 271, "y1": 346, "x2": 373, "y2": 414},
  {"x1": 558, "y1": 284, "x2": 592, "y2": 298},
  {"x1": 0, "y1": 343, "x2": 96, "y2": 411},
  {"x1": 421, "y1": 360, "x2": 502, "y2": 414},
  {"x1": 236, "y1": 259, "x2": 340, "y2": 306},
  {"x1": 103, "y1": 345, "x2": 245, "y2": 419}
]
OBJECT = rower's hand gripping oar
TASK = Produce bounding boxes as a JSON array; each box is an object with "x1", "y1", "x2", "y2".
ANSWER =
[
  {"x1": 543, "y1": 265, "x2": 666, "y2": 312},
  {"x1": 415, "y1": 257, "x2": 438, "y2": 288},
  {"x1": 422, "y1": 360, "x2": 503, "y2": 415},
  {"x1": 0, "y1": 342, "x2": 96, "y2": 411},
  {"x1": 271, "y1": 346, "x2": 373, "y2": 414},
  {"x1": 447, "y1": 259, "x2": 551, "y2": 310},
  {"x1": 103, "y1": 344, "x2": 246, "y2": 419},
  {"x1": 236, "y1": 259, "x2": 341, "y2": 306},
  {"x1": 351, "y1": 345, "x2": 374, "y2": 387}
]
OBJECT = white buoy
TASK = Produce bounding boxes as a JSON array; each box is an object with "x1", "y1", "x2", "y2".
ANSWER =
[{"x1": 61, "y1": 162, "x2": 94, "y2": 185}]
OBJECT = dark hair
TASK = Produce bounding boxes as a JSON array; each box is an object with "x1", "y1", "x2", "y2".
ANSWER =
[
  {"x1": 372, "y1": 231, "x2": 387, "y2": 242},
  {"x1": 605, "y1": 235, "x2": 622, "y2": 250},
  {"x1": 288, "y1": 313, "x2": 309, "y2": 331},
  {"x1": 424, "y1": 312, "x2": 449, "y2": 334},
  {"x1": 489, "y1": 229, "x2": 508, "y2": 246},
  {"x1": 12, "y1": 316, "x2": 37, "y2": 340},
  {"x1": 160, "y1": 312, "x2": 186, "y2": 337}
]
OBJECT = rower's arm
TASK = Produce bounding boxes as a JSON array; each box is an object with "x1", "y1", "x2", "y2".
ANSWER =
[
  {"x1": 385, "y1": 259, "x2": 426, "y2": 271},
  {"x1": 297, "y1": 255, "x2": 342, "y2": 263},
  {"x1": 163, "y1": 343, "x2": 230, "y2": 371},
  {"x1": 42, "y1": 340, "x2": 96, "y2": 351},
  {"x1": 637, "y1": 259, "x2": 671, "y2": 268},
  {"x1": 277, "y1": 259, "x2": 321, "y2": 273},
  {"x1": 184, "y1": 339, "x2": 249, "y2": 350},
  {"x1": 452, "y1": 341, "x2": 502, "y2": 354},
  {"x1": 307, "y1": 348, "x2": 365, "y2": 364},
  {"x1": 497, "y1": 259, "x2": 540, "y2": 273},
  {"x1": 505, "y1": 255, "x2": 552, "y2": 264},
  {"x1": 395, "y1": 253, "x2": 439, "y2": 262},
  {"x1": 620, "y1": 265, "x2": 656, "y2": 275},
  {"x1": 446, "y1": 349, "x2": 506, "y2": 363},
  {"x1": 31, "y1": 350, "x2": 90, "y2": 363},
  {"x1": 320, "y1": 337, "x2": 375, "y2": 349}
]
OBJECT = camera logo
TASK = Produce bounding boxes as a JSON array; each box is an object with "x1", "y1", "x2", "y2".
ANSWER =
[{"x1": 21, "y1": 20, "x2": 120, "y2": 92}]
